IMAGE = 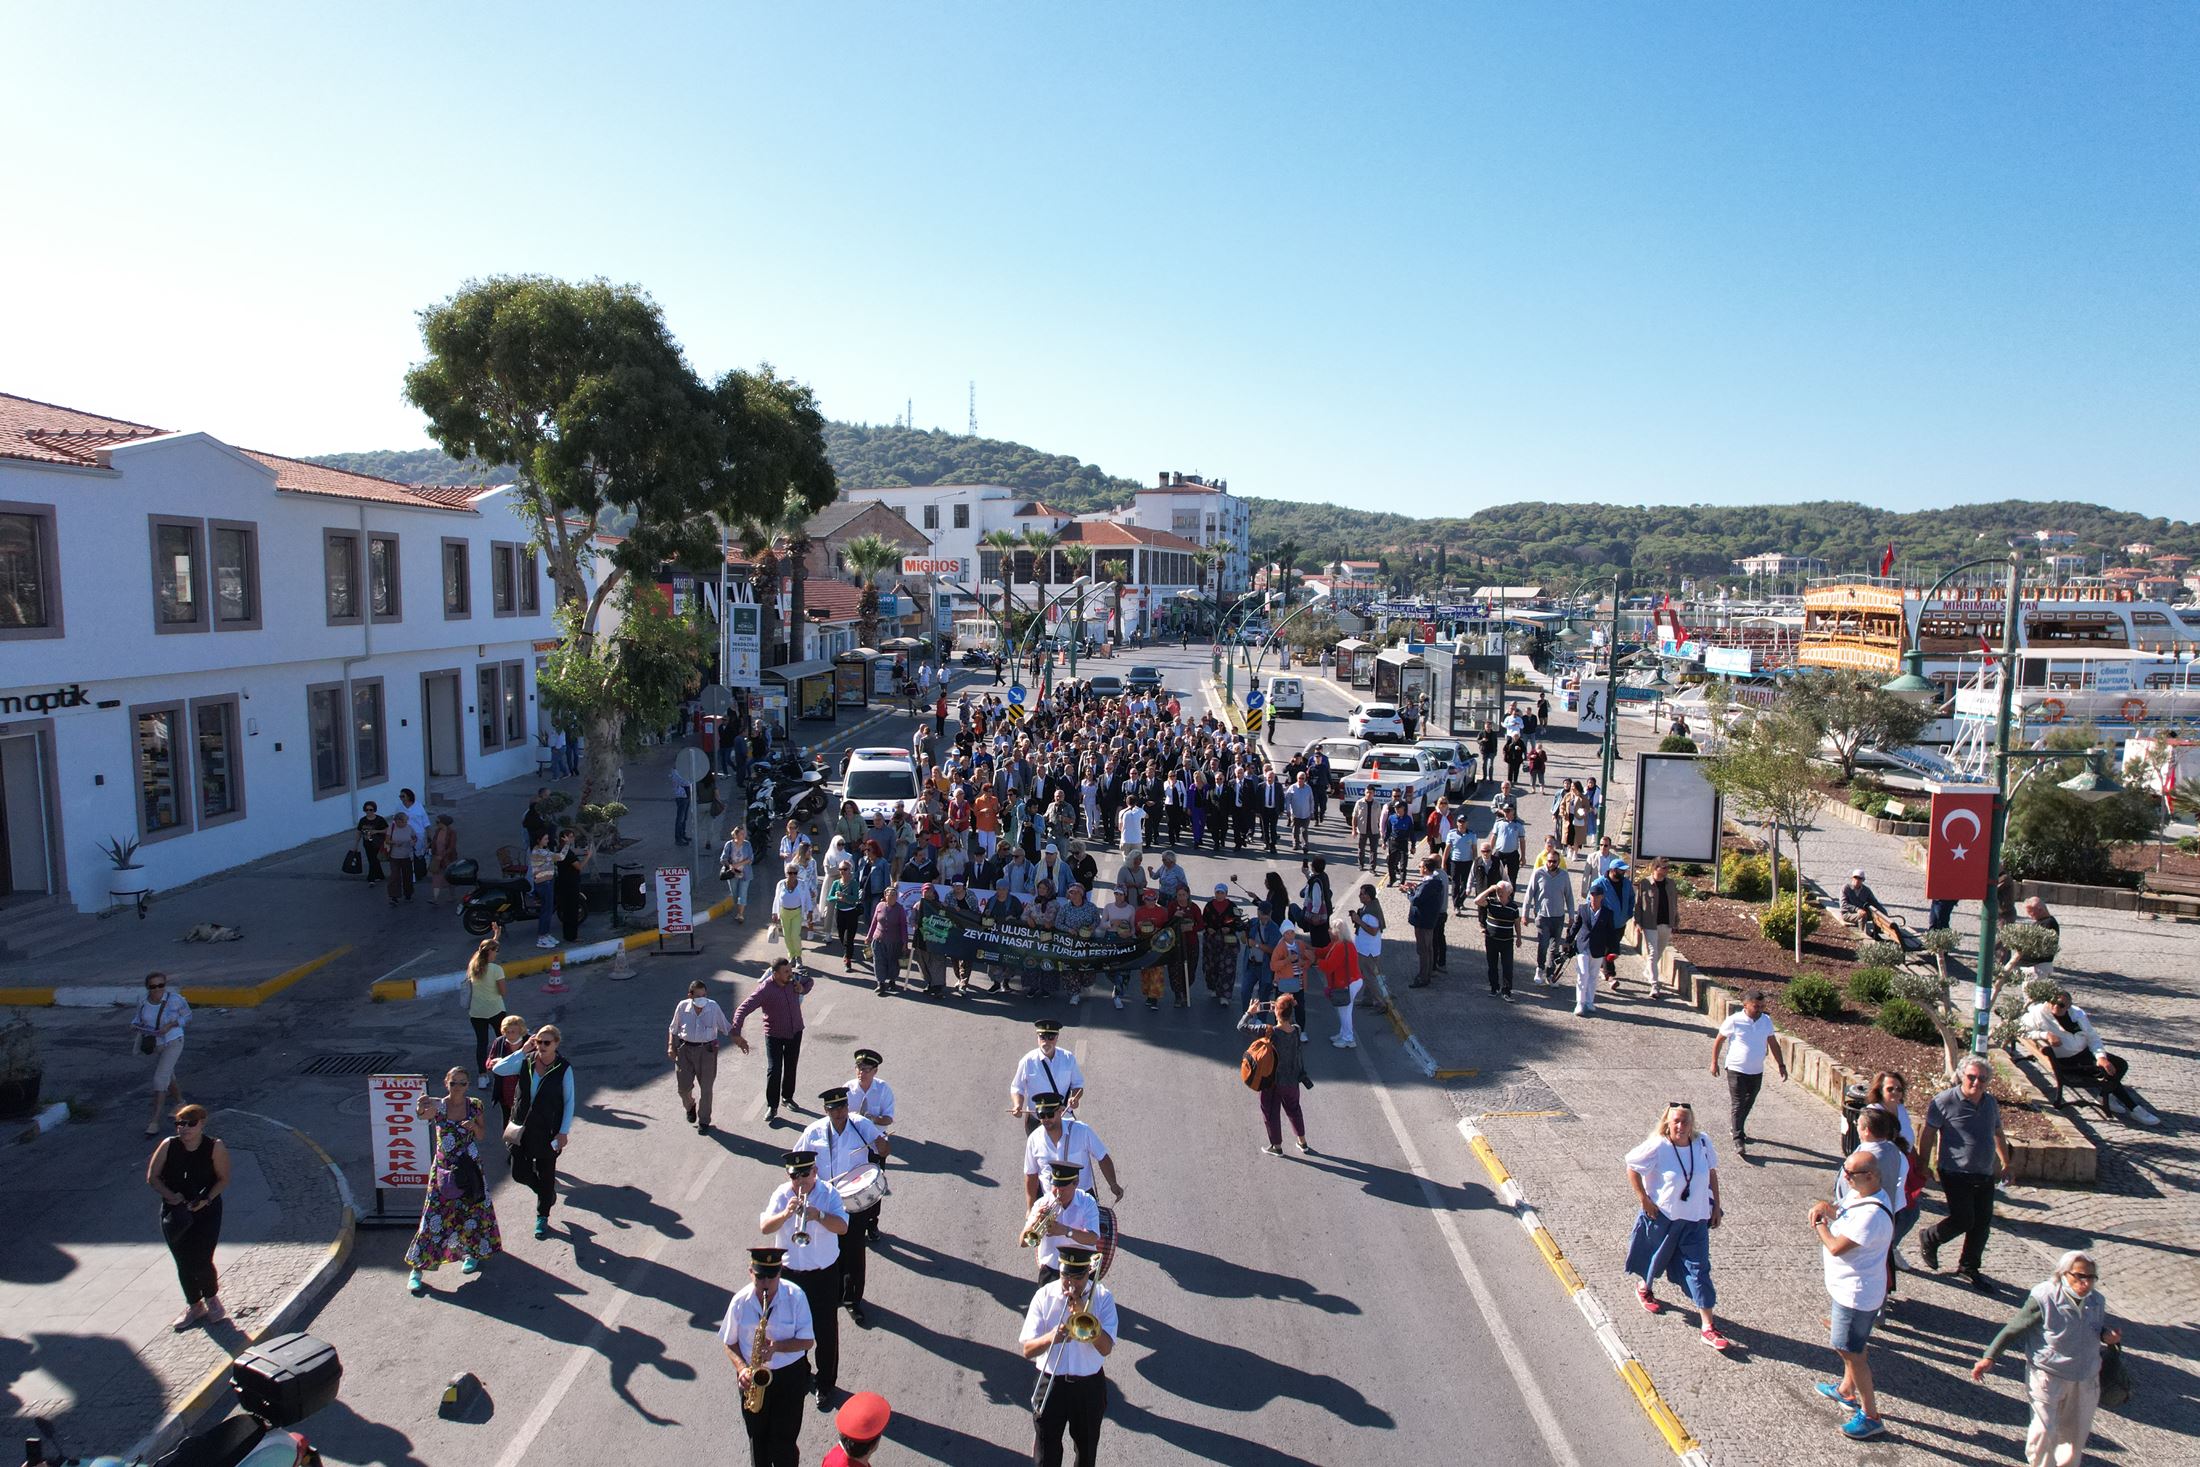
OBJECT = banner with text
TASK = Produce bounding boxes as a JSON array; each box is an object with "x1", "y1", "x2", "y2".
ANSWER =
[
  {"x1": 893, "y1": 883, "x2": 1171, "y2": 970},
  {"x1": 369, "y1": 1073, "x2": 432, "y2": 1190}
]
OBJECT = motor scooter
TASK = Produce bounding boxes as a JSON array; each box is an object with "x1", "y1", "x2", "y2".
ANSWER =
[{"x1": 24, "y1": 1334, "x2": 339, "y2": 1467}]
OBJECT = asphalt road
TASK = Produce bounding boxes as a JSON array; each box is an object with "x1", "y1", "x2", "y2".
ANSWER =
[{"x1": 286, "y1": 644, "x2": 1665, "y2": 1466}]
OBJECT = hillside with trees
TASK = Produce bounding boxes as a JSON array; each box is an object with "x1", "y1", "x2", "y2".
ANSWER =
[{"x1": 312, "y1": 424, "x2": 2200, "y2": 592}]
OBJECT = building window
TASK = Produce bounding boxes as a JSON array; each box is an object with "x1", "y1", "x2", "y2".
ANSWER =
[
  {"x1": 501, "y1": 660, "x2": 526, "y2": 745},
  {"x1": 922, "y1": 504, "x2": 939, "y2": 530},
  {"x1": 442, "y1": 537, "x2": 471, "y2": 617},
  {"x1": 209, "y1": 520, "x2": 260, "y2": 630},
  {"x1": 324, "y1": 531, "x2": 362, "y2": 625},
  {"x1": 350, "y1": 678, "x2": 388, "y2": 786},
  {"x1": 491, "y1": 541, "x2": 518, "y2": 615},
  {"x1": 952, "y1": 503, "x2": 969, "y2": 529},
  {"x1": 477, "y1": 665, "x2": 505, "y2": 751},
  {"x1": 0, "y1": 502, "x2": 61, "y2": 639},
  {"x1": 368, "y1": 533, "x2": 401, "y2": 622},
  {"x1": 307, "y1": 683, "x2": 349, "y2": 798},
  {"x1": 150, "y1": 515, "x2": 207, "y2": 633},
  {"x1": 133, "y1": 701, "x2": 190, "y2": 840},
  {"x1": 191, "y1": 695, "x2": 244, "y2": 827},
  {"x1": 518, "y1": 550, "x2": 540, "y2": 613}
]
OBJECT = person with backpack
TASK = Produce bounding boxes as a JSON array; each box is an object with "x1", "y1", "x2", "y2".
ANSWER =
[{"x1": 1239, "y1": 994, "x2": 1312, "y2": 1155}]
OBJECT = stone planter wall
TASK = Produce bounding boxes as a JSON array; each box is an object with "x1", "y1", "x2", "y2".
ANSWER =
[
  {"x1": 1660, "y1": 937, "x2": 2097, "y2": 1186},
  {"x1": 1816, "y1": 794, "x2": 1928, "y2": 840}
]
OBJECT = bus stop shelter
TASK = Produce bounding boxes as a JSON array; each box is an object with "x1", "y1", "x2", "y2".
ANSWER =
[{"x1": 763, "y1": 659, "x2": 839, "y2": 730}]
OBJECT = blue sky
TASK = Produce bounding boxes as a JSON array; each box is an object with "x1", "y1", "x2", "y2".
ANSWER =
[{"x1": 3, "y1": 2, "x2": 2193, "y2": 515}]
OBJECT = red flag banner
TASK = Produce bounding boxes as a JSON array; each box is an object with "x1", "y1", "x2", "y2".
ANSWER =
[
  {"x1": 1880, "y1": 543, "x2": 1896, "y2": 578},
  {"x1": 1925, "y1": 790, "x2": 1997, "y2": 901},
  {"x1": 2165, "y1": 757, "x2": 2178, "y2": 812},
  {"x1": 1978, "y1": 636, "x2": 1997, "y2": 666}
]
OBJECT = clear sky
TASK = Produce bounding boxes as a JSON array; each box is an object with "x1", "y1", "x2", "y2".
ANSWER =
[{"x1": 3, "y1": 2, "x2": 2194, "y2": 515}]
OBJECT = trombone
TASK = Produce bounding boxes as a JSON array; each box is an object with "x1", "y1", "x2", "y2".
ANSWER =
[{"x1": 1031, "y1": 1280, "x2": 1101, "y2": 1418}]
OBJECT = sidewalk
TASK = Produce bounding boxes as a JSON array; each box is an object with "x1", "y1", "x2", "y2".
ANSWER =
[
  {"x1": 1365, "y1": 685, "x2": 2197, "y2": 1464},
  {"x1": 0, "y1": 1107, "x2": 353, "y2": 1458}
]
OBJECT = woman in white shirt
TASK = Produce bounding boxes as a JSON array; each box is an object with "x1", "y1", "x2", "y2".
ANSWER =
[
  {"x1": 773, "y1": 864, "x2": 815, "y2": 967},
  {"x1": 131, "y1": 971, "x2": 191, "y2": 1138},
  {"x1": 1624, "y1": 1101, "x2": 1731, "y2": 1351}
]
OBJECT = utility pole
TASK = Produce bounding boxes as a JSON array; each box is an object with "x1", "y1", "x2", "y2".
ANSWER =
[
  {"x1": 1597, "y1": 571, "x2": 1627, "y2": 840},
  {"x1": 1972, "y1": 549, "x2": 2024, "y2": 1056},
  {"x1": 968, "y1": 381, "x2": 977, "y2": 436}
]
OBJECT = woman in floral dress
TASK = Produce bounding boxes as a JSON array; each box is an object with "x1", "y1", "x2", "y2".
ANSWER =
[{"x1": 406, "y1": 1066, "x2": 502, "y2": 1295}]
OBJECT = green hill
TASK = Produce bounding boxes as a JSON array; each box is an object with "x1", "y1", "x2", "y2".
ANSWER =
[{"x1": 310, "y1": 428, "x2": 2200, "y2": 591}]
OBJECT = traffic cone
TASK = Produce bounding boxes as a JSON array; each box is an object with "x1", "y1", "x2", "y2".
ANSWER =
[
  {"x1": 608, "y1": 944, "x2": 634, "y2": 982},
  {"x1": 542, "y1": 953, "x2": 568, "y2": 995}
]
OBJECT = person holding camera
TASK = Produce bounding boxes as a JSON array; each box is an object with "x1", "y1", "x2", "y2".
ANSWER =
[
  {"x1": 131, "y1": 971, "x2": 190, "y2": 1138},
  {"x1": 488, "y1": 1024, "x2": 575, "y2": 1238},
  {"x1": 1240, "y1": 993, "x2": 1313, "y2": 1155},
  {"x1": 405, "y1": 1066, "x2": 502, "y2": 1295}
]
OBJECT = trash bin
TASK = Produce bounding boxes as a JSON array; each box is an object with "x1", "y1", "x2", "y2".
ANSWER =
[{"x1": 1840, "y1": 1081, "x2": 1872, "y2": 1155}]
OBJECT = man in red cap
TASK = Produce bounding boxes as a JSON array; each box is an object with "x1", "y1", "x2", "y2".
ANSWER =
[{"x1": 823, "y1": 1390, "x2": 890, "y2": 1465}]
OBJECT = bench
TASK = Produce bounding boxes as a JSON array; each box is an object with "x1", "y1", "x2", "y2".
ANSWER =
[
  {"x1": 2015, "y1": 1038, "x2": 2117, "y2": 1121},
  {"x1": 2140, "y1": 869, "x2": 2200, "y2": 900},
  {"x1": 1834, "y1": 903, "x2": 1929, "y2": 966}
]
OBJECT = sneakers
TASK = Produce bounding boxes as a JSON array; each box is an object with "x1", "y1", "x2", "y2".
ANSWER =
[
  {"x1": 1297, "y1": 1139, "x2": 1314, "y2": 1154},
  {"x1": 1700, "y1": 1327, "x2": 1733, "y2": 1352},
  {"x1": 1920, "y1": 1236, "x2": 1943, "y2": 1272},
  {"x1": 1637, "y1": 1286, "x2": 1663, "y2": 1315},
  {"x1": 535, "y1": 935, "x2": 559, "y2": 949},
  {"x1": 406, "y1": 1270, "x2": 425, "y2": 1297},
  {"x1": 1840, "y1": 1412, "x2": 1886, "y2": 1440},
  {"x1": 1261, "y1": 1143, "x2": 1281, "y2": 1156},
  {"x1": 1814, "y1": 1382, "x2": 1858, "y2": 1408},
  {"x1": 1146, "y1": 999, "x2": 1159, "y2": 1011},
  {"x1": 461, "y1": 1258, "x2": 481, "y2": 1275},
  {"x1": 1330, "y1": 1036, "x2": 1355, "y2": 1048},
  {"x1": 1069, "y1": 993, "x2": 1082, "y2": 1007},
  {"x1": 533, "y1": 1217, "x2": 549, "y2": 1240},
  {"x1": 1113, "y1": 996, "x2": 1125, "y2": 1010},
  {"x1": 2130, "y1": 1102, "x2": 2163, "y2": 1127}
]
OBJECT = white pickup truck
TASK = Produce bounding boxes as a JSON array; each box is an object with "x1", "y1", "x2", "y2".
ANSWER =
[{"x1": 1338, "y1": 746, "x2": 1449, "y2": 820}]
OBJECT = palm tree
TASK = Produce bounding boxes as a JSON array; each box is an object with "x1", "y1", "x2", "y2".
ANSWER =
[
  {"x1": 1107, "y1": 566, "x2": 1129, "y2": 644},
  {"x1": 1191, "y1": 547, "x2": 1217, "y2": 632},
  {"x1": 980, "y1": 528, "x2": 1025, "y2": 647},
  {"x1": 1061, "y1": 543, "x2": 1093, "y2": 647},
  {"x1": 736, "y1": 522, "x2": 781, "y2": 666},
  {"x1": 1020, "y1": 527, "x2": 1061, "y2": 648},
  {"x1": 1272, "y1": 538, "x2": 1303, "y2": 609},
  {"x1": 842, "y1": 533, "x2": 901, "y2": 648}
]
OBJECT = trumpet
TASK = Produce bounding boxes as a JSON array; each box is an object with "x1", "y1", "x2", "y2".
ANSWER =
[
  {"x1": 791, "y1": 1194, "x2": 812, "y2": 1247},
  {"x1": 1019, "y1": 1195, "x2": 1059, "y2": 1249}
]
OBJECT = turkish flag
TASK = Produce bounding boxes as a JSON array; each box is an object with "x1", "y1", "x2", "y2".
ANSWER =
[
  {"x1": 1925, "y1": 790, "x2": 1997, "y2": 900},
  {"x1": 1880, "y1": 543, "x2": 1897, "y2": 578}
]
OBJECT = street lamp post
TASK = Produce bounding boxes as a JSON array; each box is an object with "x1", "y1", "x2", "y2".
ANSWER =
[
  {"x1": 1597, "y1": 572, "x2": 1627, "y2": 840},
  {"x1": 1881, "y1": 551, "x2": 2022, "y2": 1057}
]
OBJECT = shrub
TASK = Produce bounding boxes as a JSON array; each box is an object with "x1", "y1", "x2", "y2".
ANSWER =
[
  {"x1": 1890, "y1": 970, "x2": 1947, "y2": 1009},
  {"x1": 1718, "y1": 851, "x2": 1797, "y2": 902},
  {"x1": 1919, "y1": 927, "x2": 1960, "y2": 959},
  {"x1": 1759, "y1": 893, "x2": 1823, "y2": 948},
  {"x1": 1659, "y1": 733, "x2": 1699, "y2": 754},
  {"x1": 1855, "y1": 940, "x2": 1906, "y2": 971},
  {"x1": 1875, "y1": 996, "x2": 1939, "y2": 1043},
  {"x1": 2180, "y1": 835, "x2": 2200, "y2": 855},
  {"x1": 2021, "y1": 974, "x2": 2062, "y2": 1005},
  {"x1": 1846, "y1": 966, "x2": 1898, "y2": 1005},
  {"x1": 1997, "y1": 921, "x2": 2061, "y2": 965},
  {"x1": 1784, "y1": 973, "x2": 1843, "y2": 1019},
  {"x1": 1848, "y1": 787, "x2": 1879, "y2": 812},
  {"x1": 1671, "y1": 875, "x2": 1702, "y2": 901}
]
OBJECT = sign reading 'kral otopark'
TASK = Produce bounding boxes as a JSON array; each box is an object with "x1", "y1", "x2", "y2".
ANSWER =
[{"x1": 0, "y1": 683, "x2": 93, "y2": 716}]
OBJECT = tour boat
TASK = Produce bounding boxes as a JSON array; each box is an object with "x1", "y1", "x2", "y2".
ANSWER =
[{"x1": 1798, "y1": 578, "x2": 2200, "y2": 741}]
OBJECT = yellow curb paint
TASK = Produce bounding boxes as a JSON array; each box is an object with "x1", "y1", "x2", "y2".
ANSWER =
[
  {"x1": 1477, "y1": 1109, "x2": 1567, "y2": 1120},
  {"x1": 370, "y1": 977, "x2": 416, "y2": 1002},
  {"x1": 0, "y1": 987, "x2": 58, "y2": 1006},
  {"x1": 6, "y1": 946, "x2": 349, "y2": 1009},
  {"x1": 1529, "y1": 1228, "x2": 1584, "y2": 1292},
  {"x1": 1433, "y1": 1068, "x2": 1480, "y2": 1079},
  {"x1": 1619, "y1": 1361, "x2": 1699, "y2": 1454},
  {"x1": 1468, "y1": 1135, "x2": 1510, "y2": 1187}
]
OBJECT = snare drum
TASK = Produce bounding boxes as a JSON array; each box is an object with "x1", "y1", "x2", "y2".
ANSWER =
[
  {"x1": 1094, "y1": 1201, "x2": 1119, "y2": 1281},
  {"x1": 835, "y1": 1165, "x2": 888, "y2": 1214}
]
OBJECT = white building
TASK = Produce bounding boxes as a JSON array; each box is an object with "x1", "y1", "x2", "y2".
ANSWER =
[
  {"x1": 1733, "y1": 552, "x2": 1829, "y2": 578},
  {"x1": 0, "y1": 393, "x2": 559, "y2": 913},
  {"x1": 1122, "y1": 473, "x2": 1250, "y2": 597}
]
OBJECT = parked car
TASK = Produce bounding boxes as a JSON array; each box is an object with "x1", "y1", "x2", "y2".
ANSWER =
[
  {"x1": 1347, "y1": 701, "x2": 1405, "y2": 742},
  {"x1": 1126, "y1": 665, "x2": 1164, "y2": 694},
  {"x1": 1337, "y1": 747, "x2": 1449, "y2": 820},
  {"x1": 1414, "y1": 737, "x2": 1474, "y2": 799}
]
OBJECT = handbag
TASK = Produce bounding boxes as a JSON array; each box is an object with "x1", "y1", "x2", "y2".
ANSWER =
[
  {"x1": 343, "y1": 848, "x2": 364, "y2": 875},
  {"x1": 503, "y1": 1121, "x2": 526, "y2": 1148},
  {"x1": 139, "y1": 1033, "x2": 158, "y2": 1056},
  {"x1": 1299, "y1": 1071, "x2": 1314, "y2": 1090},
  {"x1": 2099, "y1": 1342, "x2": 2132, "y2": 1409},
  {"x1": 160, "y1": 1202, "x2": 196, "y2": 1245},
  {"x1": 450, "y1": 1152, "x2": 486, "y2": 1203}
]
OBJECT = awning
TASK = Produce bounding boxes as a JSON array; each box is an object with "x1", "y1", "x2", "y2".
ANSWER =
[
  {"x1": 763, "y1": 659, "x2": 837, "y2": 683},
  {"x1": 836, "y1": 648, "x2": 883, "y2": 663},
  {"x1": 878, "y1": 636, "x2": 922, "y2": 651},
  {"x1": 1336, "y1": 638, "x2": 1371, "y2": 650}
]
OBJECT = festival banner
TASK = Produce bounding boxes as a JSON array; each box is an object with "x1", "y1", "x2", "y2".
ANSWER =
[{"x1": 892, "y1": 883, "x2": 1171, "y2": 971}]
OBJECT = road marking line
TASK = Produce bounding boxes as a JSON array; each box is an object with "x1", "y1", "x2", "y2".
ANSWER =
[
  {"x1": 1458, "y1": 1116, "x2": 1707, "y2": 1461},
  {"x1": 374, "y1": 948, "x2": 434, "y2": 984},
  {"x1": 495, "y1": 1147, "x2": 732, "y2": 1467},
  {"x1": 1355, "y1": 1046, "x2": 1588, "y2": 1467}
]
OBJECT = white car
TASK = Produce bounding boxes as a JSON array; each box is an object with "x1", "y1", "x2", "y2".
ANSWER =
[
  {"x1": 1304, "y1": 736, "x2": 1370, "y2": 772},
  {"x1": 837, "y1": 747, "x2": 922, "y2": 821},
  {"x1": 1347, "y1": 701, "x2": 1405, "y2": 742},
  {"x1": 1337, "y1": 747, "x2": 1448, "y2": 818},
  {"x1": 1415, "y1": 738, "x2": 1474, "y2": 798}
]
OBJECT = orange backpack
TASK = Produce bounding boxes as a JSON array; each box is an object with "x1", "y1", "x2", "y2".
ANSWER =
[{"x1": 1240, "y1": 1034, "x2": 1276, "y2": 1090}]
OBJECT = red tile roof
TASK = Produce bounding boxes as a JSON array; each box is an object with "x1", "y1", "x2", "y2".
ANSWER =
[
  {"x1": 1065, "y1": 521, "x2": 1200, "y2": 552},
  {"x1": 0, "y1": 392, "x2": 478, "y2": 513},
  {"x1": 799, "y1": 579, "x2": 866, "y2": 620}
]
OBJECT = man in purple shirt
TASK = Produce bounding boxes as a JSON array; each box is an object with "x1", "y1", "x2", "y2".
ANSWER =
[{"x1": 732, "y1": 957, "x2": 816, "y2": 1124}]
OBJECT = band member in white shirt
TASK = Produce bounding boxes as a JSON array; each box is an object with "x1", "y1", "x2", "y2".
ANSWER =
[
  {"x1": 1009, "y1": 1021, "x2": 1086, "y2": 1134},
  {"x1": 1027, "y1": 1160, "x2": 1102, "y2": 1284},
  {"x1": 1020, "y1": 1246, "x2": 1118, "y2": 1467},
  {"x1": 798, "y1": 1088, "x2": 891, "y2": 1326},
  {"x1": 666, "y1": 979, "x2": 732, "y2": 1133},
  {"x1": 759, "y1": 1151, "x2": 849, "y2": 1412},
  {"x1": 847, "y1": 1048, "x2": 896, "y2": 1134},
  {"x1": 721, "y1": 1245, "x2": 814, "y2": 1466},
  {"x1": 1021, "y1": 1094, "x2": 1123, "y2": 1208}
]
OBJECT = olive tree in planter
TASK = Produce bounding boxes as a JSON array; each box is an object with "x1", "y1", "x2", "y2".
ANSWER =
[
  {"x1": 1996, "y1": 921, "x2": 2061, "y2": 987},
  {"x1": 0, "y1": 1015, "x2": 43, "y2": 1121}
]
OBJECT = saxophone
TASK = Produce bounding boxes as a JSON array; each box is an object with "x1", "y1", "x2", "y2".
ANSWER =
[
  {"x1": 1019, "y1": 1194, "x2": 1059, "y2": 1249},
  {"x1": 741, "y1": 1295, "x2": 773, "y2": 1413}
]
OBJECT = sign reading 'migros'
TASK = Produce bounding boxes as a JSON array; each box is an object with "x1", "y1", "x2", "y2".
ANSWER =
[{"x1": 902, "y1": 557, "x2": 968, "y2": 577}]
